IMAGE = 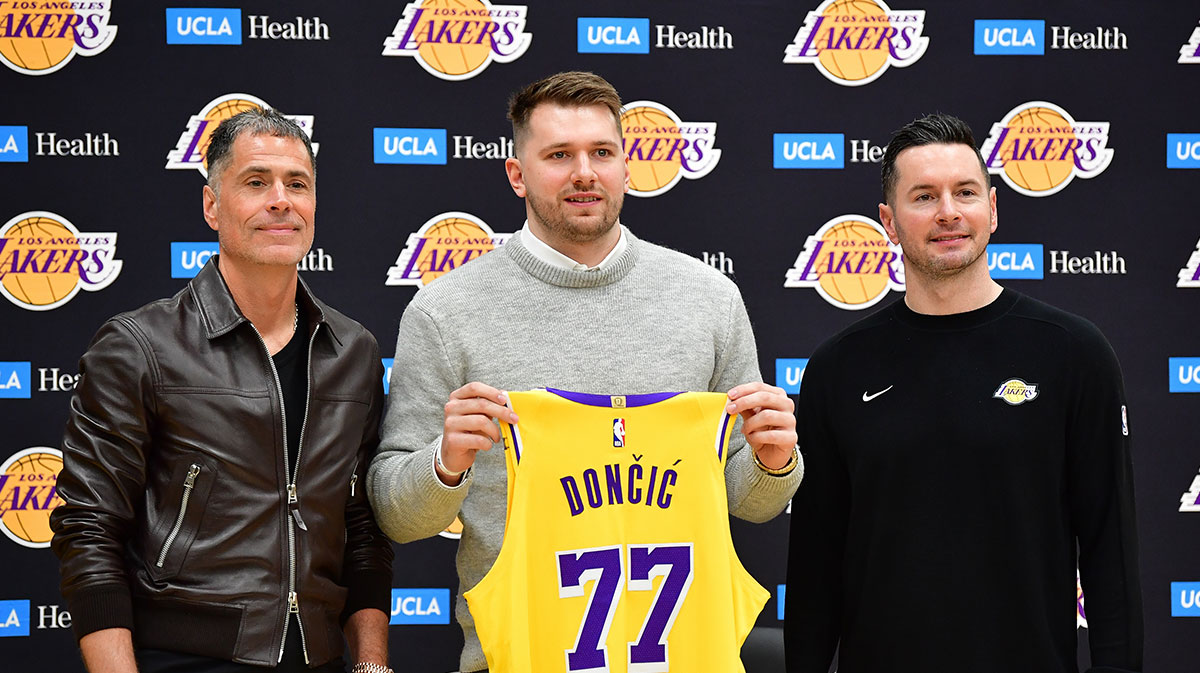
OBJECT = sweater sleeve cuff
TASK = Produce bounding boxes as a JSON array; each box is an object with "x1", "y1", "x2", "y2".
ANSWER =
[
  {"x1": 340, "y1": 567, "x2": 393, "y2": 625},
  {"x1": 66, "y1": 583, "x2": 134, "y2": 640}
]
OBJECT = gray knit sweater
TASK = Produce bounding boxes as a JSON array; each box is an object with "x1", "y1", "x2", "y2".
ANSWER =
[{"x1": 368, "y1": 226, "x2": 802, "y2": 672}]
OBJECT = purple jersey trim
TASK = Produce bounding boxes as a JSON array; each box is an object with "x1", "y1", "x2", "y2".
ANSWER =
[
  {"x1": 507, "y1": 423, "x2": 521, "y2": 463},
  {"x1": 717, "y1": 412, "x2": 733, "y2": 462},
  {"x1": 544, "y1": 388, "x2": 684, "y2": 407}
]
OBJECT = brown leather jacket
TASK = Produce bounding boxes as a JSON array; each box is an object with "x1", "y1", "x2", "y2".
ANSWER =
[{"x1": 50, "y1": 258, "x2": 393, "y2": 667}]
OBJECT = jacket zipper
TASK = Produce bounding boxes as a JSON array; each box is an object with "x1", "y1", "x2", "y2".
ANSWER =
[
  {"x1": 155, "y1": 463, "x2": 201, "y2": 568},
  {"x1": 255, "y1": 320, "x2": 319, "y2": 665}
]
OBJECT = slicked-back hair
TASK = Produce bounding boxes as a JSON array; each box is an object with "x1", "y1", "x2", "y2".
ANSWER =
[
  {"x1": 507, "y1": 71, "x2": 623, "y2": 155},
  {"x1": 881, "y1": 113, "x2": 989, "y2": 203},
  {"x1": 205, "y1": 107, "x2": 316, "y2": 194}
]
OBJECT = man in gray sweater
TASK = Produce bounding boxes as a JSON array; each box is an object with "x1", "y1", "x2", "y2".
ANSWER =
[{"x1": 368, "y1": 71, "x2": 802, "y2": 673}]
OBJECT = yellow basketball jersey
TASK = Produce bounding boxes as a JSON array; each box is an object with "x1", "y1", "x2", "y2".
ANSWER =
[{"x1": 465, "y1": 388, "x2": 768, "y2": 672}]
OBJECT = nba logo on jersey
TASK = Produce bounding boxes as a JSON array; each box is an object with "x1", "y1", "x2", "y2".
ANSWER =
[{"x1": 613, "y1": 418, "x2": 626, "y2": 447}]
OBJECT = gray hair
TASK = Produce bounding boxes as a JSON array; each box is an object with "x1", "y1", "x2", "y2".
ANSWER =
[{"x1": 205, "y1": 107, "x2": 315, "y2": 193}]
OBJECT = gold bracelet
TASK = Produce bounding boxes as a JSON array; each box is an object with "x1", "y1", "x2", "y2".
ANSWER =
[
  {"x1": 351, "y1": 663, "x2": 393, "y2": 673},
  {"x1": 754, "y1": 445, "x2": 799, "y2": 476}
]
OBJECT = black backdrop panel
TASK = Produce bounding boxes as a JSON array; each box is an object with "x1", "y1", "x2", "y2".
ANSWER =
[{"x1": 1, "y1": 2, "x2": 1197, "y2": 671}]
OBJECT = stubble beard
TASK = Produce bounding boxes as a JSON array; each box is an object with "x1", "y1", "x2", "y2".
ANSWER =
[{"x1": 527, "y1": 187, "x2": 623, "y2": 244}]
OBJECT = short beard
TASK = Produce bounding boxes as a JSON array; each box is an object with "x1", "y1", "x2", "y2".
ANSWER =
[{"x1": 527, "y1": 188, "x2": 622, "y2": 243}]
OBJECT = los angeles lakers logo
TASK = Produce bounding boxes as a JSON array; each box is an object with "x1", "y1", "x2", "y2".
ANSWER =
[
  {"x1": 783, "y1": 0, "x2": 929, "y2": 86},
  {"x1": 385, "y1": 212, "x2": 513, "y2": 286},
  {"x1": 981, "y1": 102, "x2": 1113, "y2": 198},
  {"x1": 620, "y1": 101, "x2": 721, "y2": 198},
  {"x1": 166, "y1": 94, "x2": 318, "y2": 177},
  {"x1": 1179, "y1": 20, "x2": 1200, "y2": 63},
  {"x1": 382, "y1": 0, "x2": 532, "y2": 81},
  {"x1": 992, "y1": 378, "x2": 1039, "y2": 405},
  {"x1": 0, "y1": 211, "x2": 122, "y2": 311},
  {"x1": 0, "y1": 1, "x2": 117, "y2": 76},
  {"x1": 784, "y1": 215, "x2": 904, "y2": 310},
  {"x1": 440, "y1": 517, "x2": 464, "y2": 540},
  {"x1": 0, "y1": 447, "x2": 63, "y2": 548},
  {"x1": 1077, "y1": 572, "x2": 1088, "y2": 629},
  {"x1": 1177, "y1": 237, "x2": 1200, "y2": 288}
]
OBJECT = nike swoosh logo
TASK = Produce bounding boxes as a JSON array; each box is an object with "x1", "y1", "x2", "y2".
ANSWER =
[{"x1": 862, "y1": 385, "x2": 893, "y2": 402}]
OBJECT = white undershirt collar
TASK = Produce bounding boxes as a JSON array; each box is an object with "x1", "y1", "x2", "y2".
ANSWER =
[{"x1": 520, "y1": 221, "x2": 627, "y2": 272}]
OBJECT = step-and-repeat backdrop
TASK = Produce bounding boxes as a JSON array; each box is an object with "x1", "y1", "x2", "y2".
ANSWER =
[{"x1": 2, "y1": 1, "x2": 1197, "y2": 671}]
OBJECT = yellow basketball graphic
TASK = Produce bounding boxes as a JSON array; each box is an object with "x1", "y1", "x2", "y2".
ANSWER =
[
  {"x1": 0, "y1": 6, "x2": 78, "y2": 73},
  {"x1": 415, "y1": 0, "x2": 493, "y2": 77},
  {"x1": 818, "y1": 220, "x2": 893, "y2": 306},
  {"x1": 0, "y1": 448, "x2": 64, "y2": 549},
  {"x1": 0, "y1": 216, "x2": 82, "y2": 308},
  {"x1": 621, "y1": 106, "x2": 683, "y2": 194},
  {"x1": 439, "y1": 516, "x2": 464, "y2": 539},
  {"x1": 817, "y1": 0, "x2": 891, "y2": 82},
  {"x1": 198, "y1": 98, "x2": 265, "y2": 172},
  {"x1": 416, "y1": 217, "x2": 496, "y2": 284},
  {"x1": 1002, "y1": 107, "x2": 1077, "y2": 194},
  {"x1": 784, "y1": 215, "x2": 903, "y2": 310}
]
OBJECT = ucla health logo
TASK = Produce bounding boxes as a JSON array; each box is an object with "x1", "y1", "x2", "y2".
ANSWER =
[
  {"x1": 987, "y1": 244, "x2": 1043, "y2": 279},
  {"x1": 621, "y1": 101, "x2": 720, "y2": 197},
  {"x1": 578, "y1": 17, "x2": 649, "y2": 53},
  {"x1": 390, "y1": 588, "x2": 450, "y2": 624},
  {"x1": 166, "y1": 8, "x2": 242, "y2": 44},
  {"x1": 386, "y1": 212, "x2": 513, "y2": 287},
  {"x1": 0, "y1": 1, "x2": 117, "y2": 75},
  {"x1": 382, "y1": 0, "x2": 531, "y2": 81},
  {"x1": 0, "y1": 447, "x2": 63, "y2": 548},
  {"x1": 1179, "y1": 20, "x2": 1200, "y2": 63},
  {"x1": 783, "y1": 0, "x2": 929, "y2": 86},
  {"x1": 0, "y1": 126, "x2": 28, "y2": 162},
  {"x1": 170, "y1": 242, "x2": 219, "y2": 279},
  {"x1": 981, "y1": 102, "x2": 1113, "y2": 197},
  {"x1": 1169, "y1": 357, "x2": 1200, "y2": 393},
  {"x1": 0, "y1": 362, "x2": 31, "y2": 399},
  {"x1": 1173, "y1": 582, "x2": 1200, "y2": 617},
  {"x1": 775, "y1": 358, "x2": 809, "y2": 395},
  {"x1": 381, "y1": 358, "x2": 394, "y2": 395},
  {"x1": 0, "y1": 599, "x2": 29, "y2": 637},
  {"x1": 774, "y1": 134, "x2": 844, "y2": 169},
  {"x1": 166, "y1": 94, "x2": 318, "y2": 178},
  {"x1": 1180, "y1": 467, "x2": 1200, "y2": 512},
  {"x1": 784, "y1": 215, "x2": 904, "y2": 310},
  {"x1": 374, "y1": 128, "x2": 447, "y2": 165},
  {"x1": 1168, "y1": 134, "x2": 1200, "y2": 169},
  {"x1": 0, "y1": 211, "x2": 122, "y2": 311},
  {"x1": 1178, "y1": 237, "x2": 1200, "y2": 287},
  {"x1": 974, "y1": 20, "x2": 1044, "y2": 55}
]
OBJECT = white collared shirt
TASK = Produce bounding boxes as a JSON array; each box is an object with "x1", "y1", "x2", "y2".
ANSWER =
[{"x1": 520, "y1": 221, "x2": 627, "y2": 272}]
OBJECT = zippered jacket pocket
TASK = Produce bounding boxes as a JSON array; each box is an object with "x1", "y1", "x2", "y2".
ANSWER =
[{"x1": 146, "y1": 457, "x2": 215, "y2": 581}]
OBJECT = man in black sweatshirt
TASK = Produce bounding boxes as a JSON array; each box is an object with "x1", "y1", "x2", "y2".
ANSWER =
[{"x1": 785, "y1": 113, "x2": 1142, "y2": 673}]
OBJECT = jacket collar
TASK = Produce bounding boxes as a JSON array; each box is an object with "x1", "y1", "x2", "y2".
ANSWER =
[{"x1": 189, "y1": 255, "x2": 338, "y2": 344}]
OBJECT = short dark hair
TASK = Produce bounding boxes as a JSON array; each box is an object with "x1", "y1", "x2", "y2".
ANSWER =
[
  {"x1": 507, "y1": 71, "x2": 623, "y2": 154},
  {"x1": 881, "y1": 113, "x2": 989, "y2": 203},
  {"x1": 205, "y1": 107, "x2": 316, "y2": 193}
]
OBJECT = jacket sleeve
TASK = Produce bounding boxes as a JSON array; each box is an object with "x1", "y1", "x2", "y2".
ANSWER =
[
  {"x1": 49, "y1": 317, "x2": 155, "y2": 640},
  {"x1": 339, "y1": 344, "x2": 395, "y2": 623},
  {"x1": 784, "y1": 348, "x2": 845, "y2": 673},
  {"x1": 367, "y1": 301, "x2": 472, "y2": 543},
  {"x1": 1067, "y1": 324, "x2": 1143, "y2": 673},
  {"x1": 713, "y1": 285, "x2": 804, "y2": 523}
]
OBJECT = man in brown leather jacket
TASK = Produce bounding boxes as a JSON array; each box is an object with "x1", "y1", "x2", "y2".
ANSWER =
[{"x1": 49, "y1": 108, "x2": 394, "y2": 673}]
